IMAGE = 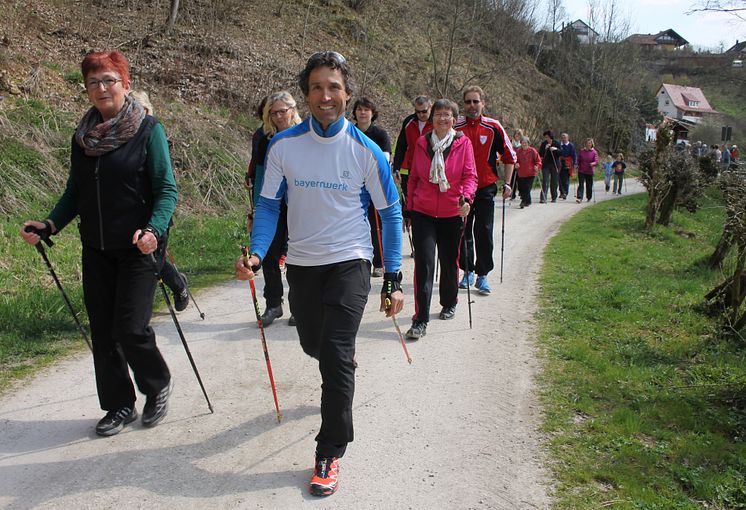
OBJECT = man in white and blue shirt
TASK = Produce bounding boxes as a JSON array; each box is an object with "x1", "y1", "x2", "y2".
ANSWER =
[{"x1": 236, "y1": 51, "x2": 403, "y2": 497}]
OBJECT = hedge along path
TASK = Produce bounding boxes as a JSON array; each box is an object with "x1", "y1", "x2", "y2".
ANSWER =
[{"x1": 0, "y1": 181, "x2": 643, "y2": 509}]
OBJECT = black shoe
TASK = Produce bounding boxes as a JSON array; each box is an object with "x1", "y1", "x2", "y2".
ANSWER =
[
  {"x1": 551, "y1": 198, "x2": 557, "y2": 203},
  {"x1": 405, "y1": 321, "x2": 427, "y2": 339},
  {"x1": 519, "y1": 202, "x2": 525, "y2": 209},
  {"x1": 173, "y1": 273, "x2": 189, "y2": 312},
  {"x1": 288, "y1": 315, "x2": 296, "y2": 327},
  {"x1": 539, "y1": 199, "x2": 547, "y2": 204},
  {"x1": 260, "y1": 305, "x2": 283, "y2": 326},
  {"x1": 142, "y1": 379, "x2": 173, "y2": 428},
  {"x1": 96, "y1": 406, "x2": 137, "y2": 436},
  {"x1": 560, "y1": 194, "x2": 567, "y2": 200},
  {"x1": 439, "y1": 305, "x2": 456, "y2": 320}
]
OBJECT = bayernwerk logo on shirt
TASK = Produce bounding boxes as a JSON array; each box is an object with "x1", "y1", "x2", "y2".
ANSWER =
[{"x1": 294, "y1": 178, "x2": 350, "y2": 191}]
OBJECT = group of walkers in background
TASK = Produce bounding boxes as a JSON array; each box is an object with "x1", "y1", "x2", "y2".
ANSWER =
[{"x1": 683, "y1": 139, "x2": 740, "y2": 172}]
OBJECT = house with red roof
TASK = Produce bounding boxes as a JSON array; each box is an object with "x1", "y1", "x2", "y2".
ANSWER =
[
  {"x1": 626, "y1": 29, "x2": 688, "y2": 51},
  {"x1": 656, "y1": 84, "x2": 718, "y2": 125}
]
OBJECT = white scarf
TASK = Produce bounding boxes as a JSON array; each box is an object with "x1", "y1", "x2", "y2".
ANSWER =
[{"x1": 430, "y1": 129, "x2": 455, "y2": 192}]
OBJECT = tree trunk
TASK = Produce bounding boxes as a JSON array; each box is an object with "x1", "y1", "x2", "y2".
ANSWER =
[
  {"x1": 164, "y1": 0, "x2": 179, "y2": 33},
  {"x1": 709, "y1": 226, "x2": 734, "y2": 268},
  {"x1": 656, "y1": 184, "x2": 678, "y2": 226}
]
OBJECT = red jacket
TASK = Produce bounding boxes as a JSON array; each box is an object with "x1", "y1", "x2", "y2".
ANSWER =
[
  {"x1": 515, "y1": 146, "x2": 541, "y2": 178},
  {"x1": 407, "y1": 133, "x2": 478, "y2": 218},
  {"x1": 455, "y1": 115, "x2": 515, "y2": 189},
  {"x1": 393, "y1": 113, "x2": 433, "y2": 173}
]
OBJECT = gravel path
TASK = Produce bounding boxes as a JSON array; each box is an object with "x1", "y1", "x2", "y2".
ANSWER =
[{"x1": 0, "y1": 183, "x2": 642, "y2": 509}]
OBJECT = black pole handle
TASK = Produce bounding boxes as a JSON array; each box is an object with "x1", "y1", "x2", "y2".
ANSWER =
[{"x1": 24, "y1": 224, "x2": 54, "y2": 248}]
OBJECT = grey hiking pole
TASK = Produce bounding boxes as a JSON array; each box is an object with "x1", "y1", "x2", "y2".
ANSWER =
[
  {"x1": 142, "y1": 233, "x2": 214, "y2": 414},
  {"x1": 459, "y1": 199, "x2": 473, "y2": 329},
  {"x1": 500, "y1": 194, "x2": 506, "y2": 284},
  {"x1": 165, "y1": 248, "x2": 205, "y2": 319},
  {"x1": 24, "y1": 224, "x2": 93, "y2": 353}
]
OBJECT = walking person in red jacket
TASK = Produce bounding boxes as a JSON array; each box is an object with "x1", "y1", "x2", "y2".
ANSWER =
[
  {"x1": 576, "y1": 138, "x2": 598, "y2": 202},
  {"x1": 404, "y1": 99, "x2": 478, "y2": 339},
  {"x1": 514, "y1": 136, "x2": 541, "y2": 208},
  {"x1": 393, "y1": 95, "x2": 433, "y2": 203},
  {"x1": 455, "y1": 85, "x2": 515, "y2": 295}
]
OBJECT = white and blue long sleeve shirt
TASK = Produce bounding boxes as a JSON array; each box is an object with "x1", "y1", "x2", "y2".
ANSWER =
[{"x1": 250, "y1": 115, "x2": 402, "y2": 272}]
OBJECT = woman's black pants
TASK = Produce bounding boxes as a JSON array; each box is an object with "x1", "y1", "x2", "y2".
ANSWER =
[
  {"x1": 411, "y1": 212, "x2": 462, "y2": 323},
  {"x1": 82, "y1": 244, "x2": 170, "y2": 411}
]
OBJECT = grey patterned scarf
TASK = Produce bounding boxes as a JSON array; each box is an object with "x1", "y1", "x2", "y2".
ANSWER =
[{"x1": 74, "y1": 94, "x2": 145, "y2": 157}]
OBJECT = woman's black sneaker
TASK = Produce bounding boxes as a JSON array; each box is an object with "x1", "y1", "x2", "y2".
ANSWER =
[
  {"x1": 439, "y1": 306, "x2": 456, "y2": 320},
  {"x1": 405, "y1": 321, "x2": 427, "y2": 340},
  {"x1": 260, "y1": 305, "x2": 283, "y2": 326},
  {"x1": 142, "y1": 379, "x2": 173, "y2": 427},
  {"x1": 96, "y1": 406, "x2": 137, "y2": 436},
  {"x1": 173, "y1": 273, "x2": 189, "y2": 311}
]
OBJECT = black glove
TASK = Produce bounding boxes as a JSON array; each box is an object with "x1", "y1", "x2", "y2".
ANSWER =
[
  {"x1": 24, "y1": 220, "x2": 54, "y2": 247},
  {"x1": 381, "y1": 271, "x2": 402, "y2": 301}
]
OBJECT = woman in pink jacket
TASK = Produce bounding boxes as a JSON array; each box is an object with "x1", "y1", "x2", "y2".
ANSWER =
[
  {"x1": 576, "y1": 137, "x2": 599, "y2": 203},
  {"x1": 404, "y1": 99, "x2": 477, "y2": 339}
]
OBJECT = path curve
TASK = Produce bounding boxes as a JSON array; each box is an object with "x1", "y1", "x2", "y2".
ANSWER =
[{"x1": 0, "y1": 182, "x2": 643, "y2": 509}]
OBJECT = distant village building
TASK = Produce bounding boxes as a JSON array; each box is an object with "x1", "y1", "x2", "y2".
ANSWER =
[
  {"x1": 726, "y1": 40, "x2": 745, "y2": 67},
  {"x1": 656, "y1": 84, "x2": 718, "y2": 124},
  {"x1": 626, "y1": 29, "x2": 688, "y2": 51},
  {"x1": 560, "y1": 20, "x2": 598, "y2": 45},
  {"x1": 725, "y1": 40, "x2": 746, "y2": 56}
]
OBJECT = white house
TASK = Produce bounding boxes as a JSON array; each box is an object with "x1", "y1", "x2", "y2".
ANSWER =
[
  {"x1": 656, "y1": 84, "x2": 718, "y2": 124},
  {"x1": 560, "y1": 20, "x2": 599, "y2": 45}
]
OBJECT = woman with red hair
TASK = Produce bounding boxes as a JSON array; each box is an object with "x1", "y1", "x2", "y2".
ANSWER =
[{"x1": 20, "y1": 50, "x2": 178, "y2": 437}]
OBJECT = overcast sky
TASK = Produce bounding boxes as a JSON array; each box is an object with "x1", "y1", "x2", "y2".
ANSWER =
[{"x1": 560, "y1": 0, "x2": 746, "y2": 51}]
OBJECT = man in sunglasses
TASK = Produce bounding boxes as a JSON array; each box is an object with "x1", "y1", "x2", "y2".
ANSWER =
[
  {"x1": 392, "y1": 95, "x2": 433, "y2": 203},
  {"x1": 455, "y1": 85, "x2": 515, "y2": 295},
  {"x1": 236, "y1": 51, "x2": 404, "y2": 497}
]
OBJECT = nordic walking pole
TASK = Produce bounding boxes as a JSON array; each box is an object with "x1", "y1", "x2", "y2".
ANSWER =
[
  {"x1": 407, "y1": 229, "x2": 414, "y2": 258},
  {"x1": 241, "y1": 247, "x2": 282, "y2": 423},
  {"x1": 142, "y1": 234, "x2": 213, "y2": 413},
  {"x1": 374, "y1": 214, "x2": 413, "y2": 364},
  {"x1": 24, "y1": 225, "x2": 93, "y2": 353},
  {"x1": 500, "y1": 194, "x2": 506, "y2": 284},
  {"x1": 459, "y1": 200, "x2": 473, "y2": 329},
  {"x1": 165, "y1": 249, "x2": 205, "y2": 320},
  {"x1": 387, "y1": 298, "x2": 412, "y2": 364}
]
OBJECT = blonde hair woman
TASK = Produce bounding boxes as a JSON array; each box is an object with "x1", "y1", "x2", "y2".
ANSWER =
[{"x1": 253, "y1": 91, "x2": 302, "y2": 326}]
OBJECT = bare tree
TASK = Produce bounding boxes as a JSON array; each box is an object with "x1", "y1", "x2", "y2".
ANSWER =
[
  {"x1": 688, "y1": 0, "x2": 746, "y2": 22},
  {"x1": 164, "y1": 0, "x2": 180, "y2": 33}
]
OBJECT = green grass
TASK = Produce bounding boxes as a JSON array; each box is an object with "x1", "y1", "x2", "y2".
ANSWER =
[
  {"x1": 0, "y1": 211, "x2": 248, "y2": 393},
  {"x1": 538, "y1": 191, "x2": 746, "y2": 509}
]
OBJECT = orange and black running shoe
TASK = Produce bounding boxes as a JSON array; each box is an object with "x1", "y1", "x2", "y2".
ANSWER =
[{"x1": 309, "y1": 455, "x2": 339, "y2": 496}]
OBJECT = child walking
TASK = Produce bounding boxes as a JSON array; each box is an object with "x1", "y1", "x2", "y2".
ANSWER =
[{"x1": 602, "y1": 154, "x2": 613, "y2": 193}]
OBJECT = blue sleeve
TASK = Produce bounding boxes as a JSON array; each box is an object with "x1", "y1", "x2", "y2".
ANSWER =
[
  {"x1": 378, "y1": 201, "x2": 402, "y2": 273},
  {"x1": 249, "y1": 194, "x2": 282, "y2": 260}
]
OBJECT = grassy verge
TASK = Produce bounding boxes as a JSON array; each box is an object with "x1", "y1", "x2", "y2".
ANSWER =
[
  {"x1": 0, "y1": 212, "x2": 247, "y2": 394},
  {"x1": 538, "y1": 191, "x2": 746, "y2": 509}
]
